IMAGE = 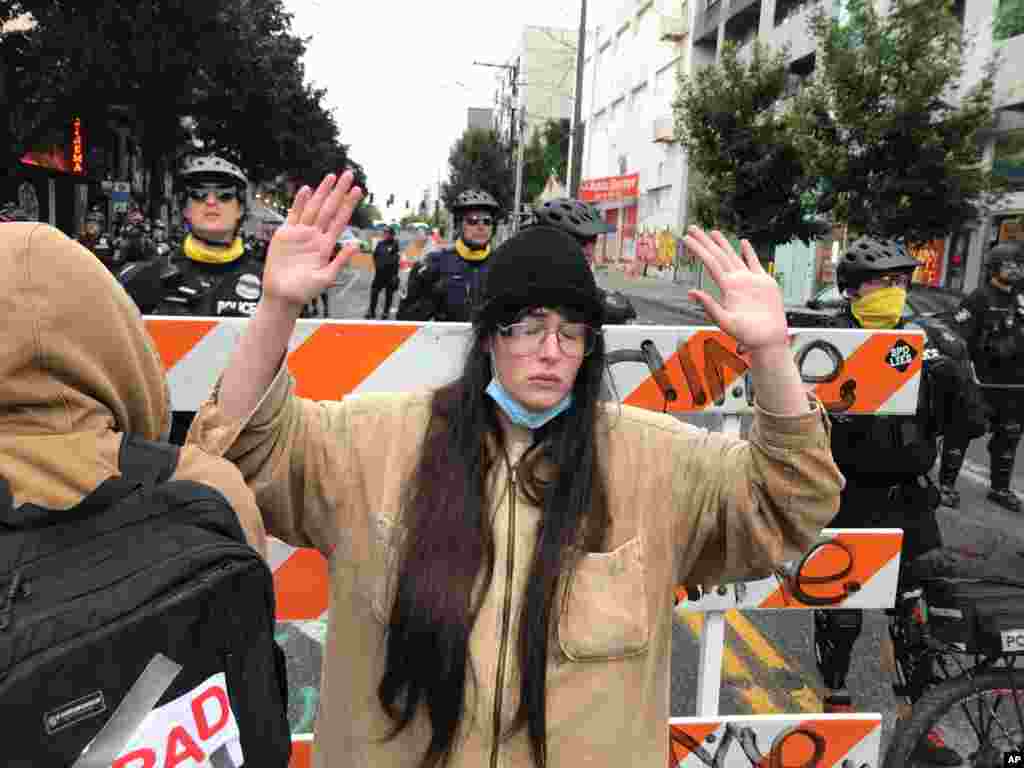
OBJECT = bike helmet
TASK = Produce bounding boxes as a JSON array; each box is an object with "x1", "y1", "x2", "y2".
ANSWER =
[
  {"x1": 85, "y1": 206, "x2": 106, "y2": 226},
  {"x1": 530, "y1": 198, "x2": 614, "y2": 241},
  {"x1": 836, "y1": 236, "x2": 919, "y2": 294},
  {"x1": 178, "y1": 154, "x2": 248, "y2": 190},
  {"x1": 451, "y1": 189, "x2": 501, "y2": 216}
]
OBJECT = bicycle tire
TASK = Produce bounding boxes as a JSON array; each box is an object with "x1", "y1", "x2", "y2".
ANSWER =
[{"x1": 882, "y1": 668, "x2": 1024, "y2": 768}]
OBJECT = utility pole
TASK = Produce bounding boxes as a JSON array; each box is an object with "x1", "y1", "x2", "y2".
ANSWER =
[
  {"x1": 474, "y1": 58, "x2": 520, "y2": 221},
  {"x1": 513, "y1": 106, "x2": 526, "y2": 233},
  {"x1": 569, "y1": 0, "x2": 587, "y2": 198}
]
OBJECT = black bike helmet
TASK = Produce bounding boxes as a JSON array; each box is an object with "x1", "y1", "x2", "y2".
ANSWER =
[
  {"x1": 836, "y1": 236, "x2": 919, "y2": 294},
  {"x1": 530, "y1": 198, "x2": 614, "y2": 241},
  {"x1": 451, "y1": 189, "x2": 501, "y2": 216}
]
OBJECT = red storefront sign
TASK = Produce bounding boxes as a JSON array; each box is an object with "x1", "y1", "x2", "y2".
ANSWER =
[{"x1": 579, "y1": 173, "x2": 639, "y2": 203}]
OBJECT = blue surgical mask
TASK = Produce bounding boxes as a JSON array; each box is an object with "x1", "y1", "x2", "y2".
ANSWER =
[{"x1": 486, "y1": 368, "x2": 574, "y2": 430}]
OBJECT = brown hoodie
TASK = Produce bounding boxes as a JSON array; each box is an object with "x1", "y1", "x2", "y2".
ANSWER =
[{"x1": 0, "y1": 222, "x2": 265, "y2": 553}]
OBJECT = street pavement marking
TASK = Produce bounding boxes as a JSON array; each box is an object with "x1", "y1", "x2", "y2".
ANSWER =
[
  {"x1": 681, "y1": 614, "x2": 781, "y2": 714},
  {"x1": 725, "y1": 610, "x2": 822, "y2": 713}
]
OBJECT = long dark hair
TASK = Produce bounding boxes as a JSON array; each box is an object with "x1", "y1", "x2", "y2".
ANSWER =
[{"x1": 376, "y1": 310, "x2": 610, "y2": 768}]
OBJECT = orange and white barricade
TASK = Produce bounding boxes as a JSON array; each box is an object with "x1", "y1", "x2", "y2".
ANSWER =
[{"x1": 149, "y1": 318, "x2": 922, "y2": 767}]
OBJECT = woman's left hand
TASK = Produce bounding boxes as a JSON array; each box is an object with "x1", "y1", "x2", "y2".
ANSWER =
[{"x1": 684, "y1": 227, "x2": 789, "y2": 351}]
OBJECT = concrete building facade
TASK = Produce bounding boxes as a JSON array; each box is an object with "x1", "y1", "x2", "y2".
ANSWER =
[{"x1": 579, "y1": 0, "x2": 1024, "y2": 292}]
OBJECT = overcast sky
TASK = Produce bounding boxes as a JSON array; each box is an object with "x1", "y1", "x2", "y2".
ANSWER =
[{"x1": 284, "y1": 0, "x2": 611, "y2": 220}]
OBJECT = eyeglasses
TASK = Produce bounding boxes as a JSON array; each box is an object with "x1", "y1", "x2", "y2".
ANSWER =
[
  {"x1": 187, "y1": 186, "x2": 239, "y2": 204},
  {"x1": 497, "y1": 318, "x2": 600, "y2": 358},
  {"x1": 463, "y1": 215, "x2": 493, "y2": 227}
]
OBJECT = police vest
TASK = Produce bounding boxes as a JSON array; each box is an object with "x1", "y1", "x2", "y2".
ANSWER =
[{"x1": 153, "y1": 247, "x2": 264, "y2": 318}]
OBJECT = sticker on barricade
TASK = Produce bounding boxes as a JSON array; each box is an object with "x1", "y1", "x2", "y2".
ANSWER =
[
  {"x1": 673, "y1": 529, "x2": 903, "y2": 613},
  {"x1": 145, "y1": 318, "x2": 923, "y2": 416},
  {"x1": 668, "y1": 714, "x2": 882, "y2": 768}
]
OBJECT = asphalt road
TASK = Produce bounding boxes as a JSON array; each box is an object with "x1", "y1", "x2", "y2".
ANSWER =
[{"x1": 280, "y1": 263, "x2": 1024, "y2": 758}]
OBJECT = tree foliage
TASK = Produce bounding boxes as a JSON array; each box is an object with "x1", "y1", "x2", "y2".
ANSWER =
[
  {"x1": 792, "y1": 0, "x2": 1006, "y2": 245},
  {"x1": 522, "y1": 118, "x2": 571, "y2": 205},
  {"x1": 673, "y1": 41, "x2": 822, "y2": 258},
  {"x1": 441, "y1": 127, "x2": 513, "y2": 217},
  {"x1": 0, "y1": 0, "x2": 367, "y2": 210}
]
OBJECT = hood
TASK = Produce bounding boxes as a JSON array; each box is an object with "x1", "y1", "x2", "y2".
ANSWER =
[{"x1": 0, "y1": 224, "x2": 170, "y2": 491}]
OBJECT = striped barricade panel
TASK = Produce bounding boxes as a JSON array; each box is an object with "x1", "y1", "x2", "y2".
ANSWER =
[
  {"x1": 669, "y1": 714, "x2": 882, "y2": 768},
  {"x1": 674, "y1": 529, "x2": 904, "y2": 613},
  {"x1": 147, "y1": 318, "x2": 924, "y2": 417}
]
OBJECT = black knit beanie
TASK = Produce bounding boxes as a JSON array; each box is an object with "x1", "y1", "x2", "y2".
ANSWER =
[{"x1": 475, "y1": 225, "x2": 604, "y2": 327}]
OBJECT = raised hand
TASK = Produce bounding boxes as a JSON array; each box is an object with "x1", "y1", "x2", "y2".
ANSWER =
[
  {"x1": 263, "y1": 171, "x2": 363, "y2": 310},
  {"x1": 683, "y1": 227, "x2": 789, "y2": 352}
]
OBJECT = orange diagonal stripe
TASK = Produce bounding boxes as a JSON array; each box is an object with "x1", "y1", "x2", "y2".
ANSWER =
[
  {"x1": 274, "y1": 548, "x2": 329, "y2": 621},
  {"x1": 289, "y1": 738, "x2": 312, "y2": 768},
  {"x1": 789, "y1": 717, "x2": 880, "y2": 768},
  {"x1": 145, "y1": 318, "x2": 219, "y2": 371},
  {"x1": 625, "y1": 330, "x2": 748, "y2": 413},
  {"x1": 668, "y1": 723, "x2": 720, "y2": 766},
  {"x1": 759, "y1": 531, "x2": 903, "y2": 608},
  {"x1": 814, "y1": 333, "x2": 922, "y2": 415},
  {"x1": 287, "y1": 323, "x2": 418, "y2": 401}
]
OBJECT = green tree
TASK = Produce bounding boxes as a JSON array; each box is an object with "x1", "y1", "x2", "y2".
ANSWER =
[
  {"x1": 521, "y1": 118, "x2": 572, "y2": 205},
  {"x1": 994, "y1": 0, "x2": 1024, "y2": 41},
  {"x1": 673, "y1": 41, "x2": 822, "y2": 261},
  {"x1": 793, "y1": 0, "x2": 1007, "y2": 246},
  {"x1": 441, "y1": 127, "x2": 513, "y2": 216}
]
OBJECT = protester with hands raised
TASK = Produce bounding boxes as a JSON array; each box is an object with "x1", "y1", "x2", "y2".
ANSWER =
[{"x1": 187, "y1": 173, "x2": 841, "y2": 768}]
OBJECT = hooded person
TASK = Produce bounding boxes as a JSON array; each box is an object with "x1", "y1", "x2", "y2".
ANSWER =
[
  {"x1": 0, "y1": 222, "x2": 265, "y2": 552},
  {"x1": 185, "y1": 171, "x2": 842, "y2": 768}
]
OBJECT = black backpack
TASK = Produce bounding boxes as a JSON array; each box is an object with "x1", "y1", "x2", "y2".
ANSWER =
[{"x1": 0, "y1": 435, "x2": 290, "y2": 768}]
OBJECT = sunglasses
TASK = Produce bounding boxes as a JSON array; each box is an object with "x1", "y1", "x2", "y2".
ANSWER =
[
  {"x1": 187, "y1": 186, "x2": 239, "y2": 203},
  {"x1": 464, "y1": 215, "x2": 493, "y2": 227}
]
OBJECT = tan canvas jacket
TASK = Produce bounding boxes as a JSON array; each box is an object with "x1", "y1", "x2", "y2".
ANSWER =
[
  {"x1": 0, "y1": 222, "x2": 265, "y2": 553},
  {"x1": 188, "y1": 363, "x2": 843, "y2": 768}
]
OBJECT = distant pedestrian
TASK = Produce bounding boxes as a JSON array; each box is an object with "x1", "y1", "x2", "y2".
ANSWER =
[{"x1": 367, "y1": 224, "x2": 400, "y2": 319}]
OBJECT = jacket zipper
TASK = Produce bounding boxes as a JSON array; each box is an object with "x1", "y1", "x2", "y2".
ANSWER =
[{"x1": 489, "y1": 462, "x2": 518, "y2": 768}]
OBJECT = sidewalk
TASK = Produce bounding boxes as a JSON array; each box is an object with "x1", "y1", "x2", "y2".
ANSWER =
[{"x1": 595, "y1": 266, "x2": 710, "y2": 323}]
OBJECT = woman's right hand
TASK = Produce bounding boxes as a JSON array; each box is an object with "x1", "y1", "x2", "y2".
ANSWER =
[{"x1": 262, "y1": 171, "x2": 363, "y2": 312}]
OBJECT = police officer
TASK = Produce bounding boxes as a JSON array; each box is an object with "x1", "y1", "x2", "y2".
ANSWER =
[
  {"x1": 939, "y1": 241, "x2": 1024, "y2": 512},
  {"x1": 814, "y1": 236, "x2": 964, "y2": 766},
  {"x1": 527, "y1": 197, "x2": 637, "y2": 325},
  {"x1": 151, "y1": 154, "x2": 263, "y2": 319},
  {"x1": 77, "y1": 207, "x2": 116, "y2": 270},
  {"x1": 366, "y1": 224, "x2": 401, "y2": 319},
  {"x1": 397, "y1": 189, "x2": 500, "y2": 321},
  {"x1": 148, "y1": 154, "x2": 264, "y2": 444}
]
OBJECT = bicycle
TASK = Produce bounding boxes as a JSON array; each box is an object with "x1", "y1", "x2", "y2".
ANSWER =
[{"x1": 882, "y1": 558, "x2": 1024, "y2": 767}]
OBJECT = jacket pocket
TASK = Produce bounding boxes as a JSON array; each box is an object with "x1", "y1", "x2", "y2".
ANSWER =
[{"x1": 557, "y1": 535, "x2": 650, "y2": 662}]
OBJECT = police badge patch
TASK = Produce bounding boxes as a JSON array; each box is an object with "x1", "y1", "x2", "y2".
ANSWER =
[
  {"x1": 954, "y1": 308, "x2": 971, "y2": 323},
  {"x1": 235, "y1": 273, "x2": 261, "y2": 301}
]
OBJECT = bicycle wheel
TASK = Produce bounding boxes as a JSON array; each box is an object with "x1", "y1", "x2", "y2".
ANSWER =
[{"x1": 883, "y1": 668, "x2": 1024, "y2": 768}]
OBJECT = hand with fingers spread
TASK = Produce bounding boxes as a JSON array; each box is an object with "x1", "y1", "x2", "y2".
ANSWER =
[
  {"x1": 264, "y1": 171, "x2": 364, "y2": 312},
  {"x1": 684, "y1": 227, "x2": 789, "y2": 352}
]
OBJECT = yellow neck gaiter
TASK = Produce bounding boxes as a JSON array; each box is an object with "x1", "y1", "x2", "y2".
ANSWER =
[
  {"x1": 455, "y1": 239, "x2": 490, "y2": 262},
  {"x1": 184, "y1": 235, "x2": 244, "y2": 265},
  {"x1": 851, "y1": 286, "x2": 906, "y2": 329}
]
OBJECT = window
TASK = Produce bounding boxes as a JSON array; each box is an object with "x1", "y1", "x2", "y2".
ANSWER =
[
  {"x1": 993, "y1": 129, "x2": 1024, "y2": 188},
  {"x1": 619, "y1": 155, "x2": 629, "y2": 175}
]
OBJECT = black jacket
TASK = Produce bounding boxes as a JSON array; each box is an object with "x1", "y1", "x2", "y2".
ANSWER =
[
  {"x1": 151, "y1": 244, "x2": 265, "y2": 317},
  {"x1": 827, "y1": 306, "x2": 961, "y2": 484},
  {"x1": 950, "y1": 282, "x2": 1024, "y2": 384},
  {"x1": 373, "y1": 238, "x2": 401, "y2": 273}
]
